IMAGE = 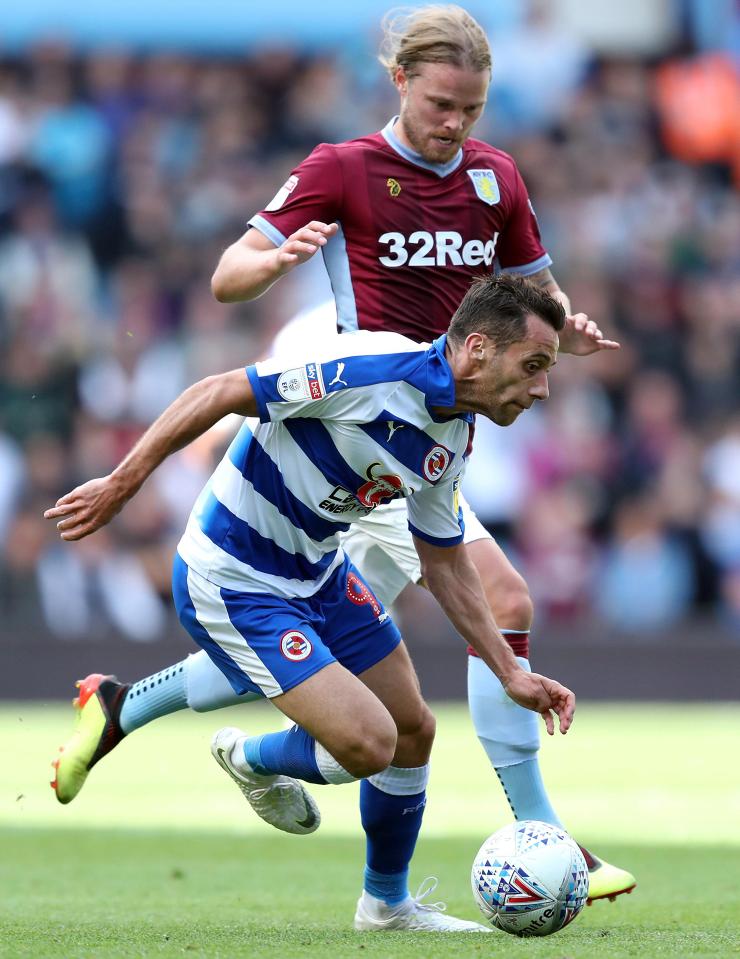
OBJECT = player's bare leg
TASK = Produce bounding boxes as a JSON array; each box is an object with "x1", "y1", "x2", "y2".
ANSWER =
[
  {"x1": 212, "y1": 662, "x2": 393, "y2": 839},
  {"x1": 465, "y1": 536, "x2": 636, "y2": 903},
  {"x1": 217, "y1": 649, "x2": 488, "y2": 932}
]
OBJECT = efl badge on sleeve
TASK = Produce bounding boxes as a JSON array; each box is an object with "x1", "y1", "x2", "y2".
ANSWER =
[
  {"x1": 265, "y1": 174, "x2": 299, "y2": 212},
  {"x1": 467, "y1": 169, "x2": 500, "y2": 206},
  {"x1": 277, "y1": 368, "x2": 309, "y2": 401}
]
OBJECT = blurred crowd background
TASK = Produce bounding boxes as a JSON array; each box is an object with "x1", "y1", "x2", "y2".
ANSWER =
[{"x1": 0, "y1": 0, "x2": 738, "y2": 660}]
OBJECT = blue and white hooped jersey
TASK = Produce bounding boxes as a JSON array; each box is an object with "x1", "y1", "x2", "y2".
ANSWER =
[{"x1": 176, "y1": 331, "x2": 472, "y2": 598}]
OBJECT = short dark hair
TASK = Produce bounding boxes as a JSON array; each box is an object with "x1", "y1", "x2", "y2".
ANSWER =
[{"x1": 447, "y1": 273, "x2": 566, "y2": 350}]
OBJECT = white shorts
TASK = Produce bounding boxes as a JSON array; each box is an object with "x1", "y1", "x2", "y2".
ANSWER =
[{"x1": 339, "y1": 492, "x2": 492, "y2": 607}]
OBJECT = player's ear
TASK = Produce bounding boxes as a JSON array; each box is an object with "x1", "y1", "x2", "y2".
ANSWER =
[
  {"x1": 465, "y1": 332, "x2": 487, "y2": 364},
  {"x1": 394, "y1": 66, "x2": 408, "y2": 95}
]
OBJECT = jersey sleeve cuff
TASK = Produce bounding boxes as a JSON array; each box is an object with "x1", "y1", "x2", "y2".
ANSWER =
[
  {"x1": 245, "y1": 365, "x2": 270, "y2": 422},
  {"x1": 248, "y1": 215, "x2": 288, "y2": 248},
  {"x1": 499, "y1": 252, "x2": 553, "y2": 275},
  {"x1": 408, "y1": 521, "x2": 464, "y2": 548}
]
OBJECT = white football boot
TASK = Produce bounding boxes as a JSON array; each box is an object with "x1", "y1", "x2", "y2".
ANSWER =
[
  {"x1": 211, "y1": 726, "x2": 320, "y2": 835},
  {"x1": 354, "y1": 878, "x2": 491, "y2": 932}
]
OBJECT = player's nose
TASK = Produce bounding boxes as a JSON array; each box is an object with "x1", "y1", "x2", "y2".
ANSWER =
[
  {"x1": 530, "y1": 374, "x2": 549, "y2": 401},
  {"x1": 443, "y1": 111, "x2": 465, "y2": 134}
]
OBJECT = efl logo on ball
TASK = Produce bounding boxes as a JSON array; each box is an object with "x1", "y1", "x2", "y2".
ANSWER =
[{"x1": 280, "y1": 630, "x2": 313, "y2": 661}]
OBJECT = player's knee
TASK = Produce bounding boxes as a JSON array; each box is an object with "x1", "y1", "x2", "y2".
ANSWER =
[
  {"x1": 416, "y1": 703, "x2": 436, "y2": 751},
  {"x1": 489, "y1": 574, "x2": 533, "y2": 631},
  {"x1": 334, "y1": 721, "x2": 397, "y2": 778},
  {"x1": 396, "y1": 701, "x2": 436, "y2": 754}
]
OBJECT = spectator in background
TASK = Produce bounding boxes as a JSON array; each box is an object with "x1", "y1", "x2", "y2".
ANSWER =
[
  {"x1": 18, "y1": 44, "x2": 112, "y2": 231},
  {"x1": 596, "y1": 496, "x2": 695, "y2": 633},
  {"x1": 489, "y1": 0, "x2": 589, "y2": 134},
  {"x1": 0, "y1": 188, "x2": 99, "y2": 357},
  {"x1": 655, "y1": 50, "x2": 740, "y2": 187},
  {"x1": 701, "y1": 421, "x2": 740, "y2": 630}
]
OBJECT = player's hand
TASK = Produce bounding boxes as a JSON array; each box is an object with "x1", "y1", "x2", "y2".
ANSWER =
[
  {"x1": 44, "y1": 476, "x2": 128, "y2": 541},
  {"x1": 558, "y1": 312, "x2": 620, "y2": 356},
  {"x1": 275, "y1": 221, "x2": 338, "y2": 274},
  {"x1": 502, "y1": 670, "x2": 576, "y2": 735}
]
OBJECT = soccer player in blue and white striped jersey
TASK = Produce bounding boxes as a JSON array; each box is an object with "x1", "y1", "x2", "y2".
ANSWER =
[{"x1": 47, "y1": 274, "x2": 575, "y2": 932}]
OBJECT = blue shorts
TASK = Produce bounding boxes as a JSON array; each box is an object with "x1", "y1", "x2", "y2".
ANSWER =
[{"x1": 172, "y1": 552, "x2": 402, "y2": 698}]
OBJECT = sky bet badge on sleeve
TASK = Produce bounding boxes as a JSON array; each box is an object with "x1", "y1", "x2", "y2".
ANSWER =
[{"x1": 277, "y1": 363, "x2": 325, "y2": 402}]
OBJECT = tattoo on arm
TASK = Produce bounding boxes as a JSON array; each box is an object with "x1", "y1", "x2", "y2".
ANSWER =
[
  {"x1": 528, "y1": 267, "x2": 560, "y2": 293},
  {"x1": 528, "y1": 267, "x2": 572, "y2": 315}
]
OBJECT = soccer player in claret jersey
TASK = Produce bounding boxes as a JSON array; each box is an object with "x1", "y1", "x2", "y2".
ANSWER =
[
  {"x1": 50, "y1": 5, "x2": 634, "y2": 904},
  {"x1": 48, "y1": 275, "x2": 576, "y2": 932}
]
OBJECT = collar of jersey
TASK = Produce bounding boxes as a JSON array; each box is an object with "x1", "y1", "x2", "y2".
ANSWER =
[
  {"x1": 426, "y1": 335, "x2": 472, "y2": 423},
  {"x1": 381, "y1": 117, "x2": 463, "y2": 177}
]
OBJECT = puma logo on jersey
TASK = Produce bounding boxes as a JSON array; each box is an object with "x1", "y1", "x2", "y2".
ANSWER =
[
  {"x1": 378, "y1": 230, "x2": 499, "y2": 268},
  {"x1": 386, "y1": 420, "x2": 405, "y2": 442},
  {"x1": 328, "y1": 362, "x2": 348, "y2": 387}
]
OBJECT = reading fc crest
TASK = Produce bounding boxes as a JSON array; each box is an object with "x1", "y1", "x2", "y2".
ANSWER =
[
  {"x1": 423, "y1": 445, "x2": 452, "y2": 482},
  {"x1": 280, "y1": 630, "x2": 313, "y2": 661}
]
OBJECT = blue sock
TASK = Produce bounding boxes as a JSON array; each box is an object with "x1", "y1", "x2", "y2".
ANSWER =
[
  {"x1": 243, "y1": 725, "x2": 328, "y2": 785},
  {"x1": 119, "y1": 662, "x2": 188, "y2": 733},
  {"x1": 360, "y1": 779, "x2": 426, "y2": 905},
  {"x1": 495, "y1": 759, "x2": 564, "y2": 827}
]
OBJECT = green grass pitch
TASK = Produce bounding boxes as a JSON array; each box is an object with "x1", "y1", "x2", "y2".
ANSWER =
[{"x1": 2, "y1": 701, "x2": 739, "y2": 958}]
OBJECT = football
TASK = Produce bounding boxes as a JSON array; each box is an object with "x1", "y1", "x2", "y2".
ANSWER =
[{"x1": 471, "y1": 820, "x2": 590, "y2": 936}]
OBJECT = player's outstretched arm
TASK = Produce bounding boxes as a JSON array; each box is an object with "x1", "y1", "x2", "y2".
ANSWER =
[
  {"x1": 44, "y1": 369, "x2": 258, "y2": 542},
  {"x1": 528, "y1": 266, "x2": 620, "y2": 356},
  {"x1": 211, "y1": 221, "x2": 338, "y2": 303},
  {"x1": 414, "y1": 537, "x2": 575, "y2": 734}
]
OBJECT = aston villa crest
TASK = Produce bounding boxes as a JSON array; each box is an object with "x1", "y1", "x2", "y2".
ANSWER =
[{"x1": 467, "y1": 169, "x2": 500, "y2": 206}]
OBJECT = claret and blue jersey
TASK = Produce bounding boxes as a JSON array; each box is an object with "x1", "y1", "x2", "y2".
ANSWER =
[
  {"x1": 249, "y1": 117, "x2": 551, "y2": 344},
  {"x1": 176, "y1": 330, "x2": 472, "y2": 602}
]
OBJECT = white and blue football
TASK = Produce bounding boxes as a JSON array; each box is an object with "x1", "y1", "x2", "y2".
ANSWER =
[{"x1": 471, "y1": 820, "x2": 589, "y2": 936}]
